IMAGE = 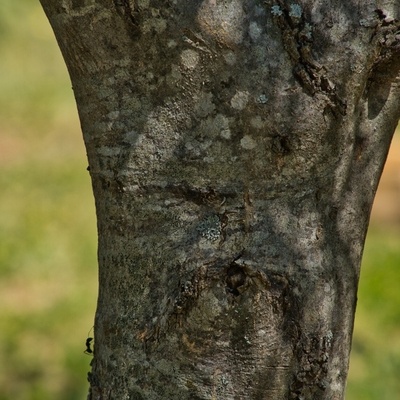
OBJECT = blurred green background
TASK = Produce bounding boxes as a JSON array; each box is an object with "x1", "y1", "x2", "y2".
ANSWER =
[{"x1": 0, "y1": 2, "x2": 399, "y2": 399}]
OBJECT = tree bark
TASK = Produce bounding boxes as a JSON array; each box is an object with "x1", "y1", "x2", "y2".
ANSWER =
[{"x1": 40, "y1": 1, "x2": 400, "y2": 399}]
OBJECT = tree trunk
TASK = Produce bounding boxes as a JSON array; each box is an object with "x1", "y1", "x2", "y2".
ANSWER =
[{"x1": 40, "y1": 1, "x2": 400, "y2": 399}]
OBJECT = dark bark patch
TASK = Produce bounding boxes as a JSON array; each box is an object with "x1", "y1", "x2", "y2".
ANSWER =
[
  {"x1": 271, "y1": 2, "x2": 347, "y2": 115},
  {"x1": 114, "y1": 0, "x2": 142, "y2": 38},
  {"x1": 173, "y1": 265, "x2": 208, "y2": 316},
  {"x1": 71, "y1": 0, "x2": 93, "y2": 9},
  {"x1": 367, "y1": 12, "x2": 400, "y2": 118},
  {"x1": 272, "y1": 133, "x2": 291, "y2": 156},
  {"x1": 353, "y1": 135, "x2": 367, "y2": 161},
  {"x1": 165, "y1": 182, "x2": 237, "y2": 207},
  {"x1": 226, "y1": 263, "x2": 247, "y2": 296},
  {"x1": 289, "y1": 331, "x2": 333, "y2": 398},
  {"x1": 367, "y1": 54, "x2": 400, "y2": 119}
]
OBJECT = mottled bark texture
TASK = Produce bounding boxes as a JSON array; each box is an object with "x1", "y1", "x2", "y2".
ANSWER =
[{"x1": 40, "y1": 1, "x2": 400, "y2": 399}]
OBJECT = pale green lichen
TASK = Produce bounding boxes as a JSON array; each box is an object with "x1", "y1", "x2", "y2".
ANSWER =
[
  {"x1": 303, "y1": 23, "x2": 313, "y2": 39},
  {"x1": 326, "y1": 330, "x2": 333, "y2": 343},
  {"x1": 359, "y1": 19, "x2": 374, "y2": 27},
  {"x1": 197, "y1": 215, "x2": 221, "y2": 241},
  {"x1": 289, "y1": 3, "x2": 302, "y2": 18},
  {"x1": 257, "y1": 94, "x2": 268, "y2": 104},
  {"x1": 249, "y1": 21, "x2": 262, "y2": 41},
  {"x1": 271, "y1": 5, "x2": 283, "y2": 16}
]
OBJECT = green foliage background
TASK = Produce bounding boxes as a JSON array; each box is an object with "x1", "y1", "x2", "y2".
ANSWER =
[
  {"x1": 0, "y1": 2, "x2": 97, "y2": 399},
  {"x1": 0, "y1": 2, "x2": 399, "y2": 399}
]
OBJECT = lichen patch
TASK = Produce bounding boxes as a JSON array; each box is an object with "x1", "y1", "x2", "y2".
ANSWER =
[
  {"x1": 180, "y1": 49, "x2": 200, "y2": 70},
  {"x1": 240, "y1": 135, "x2": 256, "y2": 150},
  {"x1": 249, "y1": 21, "x2": 262, "y2": 41},
  {"x1": 230, "y1": 91, "x2": 249, "y2": 110}
]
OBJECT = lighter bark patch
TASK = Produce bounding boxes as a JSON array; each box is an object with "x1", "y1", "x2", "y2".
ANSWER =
[
  {"x1": 107, "y1": 111, "x2": 120, "y2": 120},
  {"x1": 166, "y1": 64, "x2": 182, "y2": 87},
  {"x1": 223, "y1": 51, "x2": 237, "y2": 65},
  {"x1": 213, "y1": 114, "x2": 231, "y2": 139},
  {"x1": 220, "y1": 128, "x2": 231, "y2": 140},
  {"x1": 249, "y1": 21, "x2": 262, "y2": 41},
  {"x1": 197, "y1": 0, "x2": 245, "y2": 46},
  {"x1": 167, "y1": 39, "x2": 177, "y2": 48},
  {"x1": 194, "y1": 92, "x2": 215, "y2": 117},
  {"x1": 240, "y1": 135, "x2": 256, "y2": 150},
  {"x1": 97, "y1": 146, "x2": 121, "y2": 156},
  {"x1": 250, "y1": 116, "x2": 264, "y2": 129},
  {"x1": 181, "y1": 49, "x2": 200, "y2": 70},
  {"x1": 137, "y1": 0, "x2": 149, "y2": 8},
  {"x1": 230, "y1": 90, "x2": 249, "y2": 110},
  {"x1": 142, "y1": 16, "x2": 167, "y2": 34}
]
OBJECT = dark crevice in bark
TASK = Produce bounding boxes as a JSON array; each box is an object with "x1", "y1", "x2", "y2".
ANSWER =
[
  {"x1": 289, "y1": 331, "x2": 333, "y2": 398},
  {"x1": 271, "y1": 1, "x2": 347, "y2": 115},
  {"x1": 365, "y1": 12, "x2": 400, "y2": 118},
  {"x1": 226, "y1": 262, "x2": 247, "y2": 296},
  {"x1": 113, "y1": 0, "x2": 142, "y2": 37}
]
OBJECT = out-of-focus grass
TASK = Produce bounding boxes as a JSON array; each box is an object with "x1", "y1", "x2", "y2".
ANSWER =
[
  {"x1": 346, "y1": 227, "x2": 400, "y2": 399},
  {"x1": 0, "y1": 2, "x2": 97, "y2": 400},
  {"x1": 0, "y1": 1, "x2": 399, "y2": 399}
]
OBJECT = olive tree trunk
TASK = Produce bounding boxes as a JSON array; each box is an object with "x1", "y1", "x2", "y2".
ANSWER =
[{"x1": 40, "y1": 1, "x2": 400, "y2": 399}]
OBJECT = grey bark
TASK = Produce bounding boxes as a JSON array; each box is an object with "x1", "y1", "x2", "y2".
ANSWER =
[{"x1": 40, "y1": 1, "x2": 400, "y2": 399}]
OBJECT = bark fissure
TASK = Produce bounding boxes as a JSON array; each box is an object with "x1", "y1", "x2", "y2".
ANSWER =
[
  {"x1": 271, "y1": 1, "x2": 347, "y2": 115},
  {"x1": 365, "y1": 10, "x2": 400, "y2": 119},
  {"x1": 289, "y1": 330, "x2": 333, "y2": 398}
]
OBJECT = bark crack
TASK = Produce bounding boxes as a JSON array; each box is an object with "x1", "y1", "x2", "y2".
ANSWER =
[
  {"x1": 365, "y1": 10, "x2": 400, "y2": 118},
  {"x1": 113, "y1": 0, "x2": 141, "y2": 37},
  {"x1": 289, "y1": 331, "x2": 334, "y2": 399},
  {"x1": 271, "y1": 1, "x2": 347, "y2": 115}
]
